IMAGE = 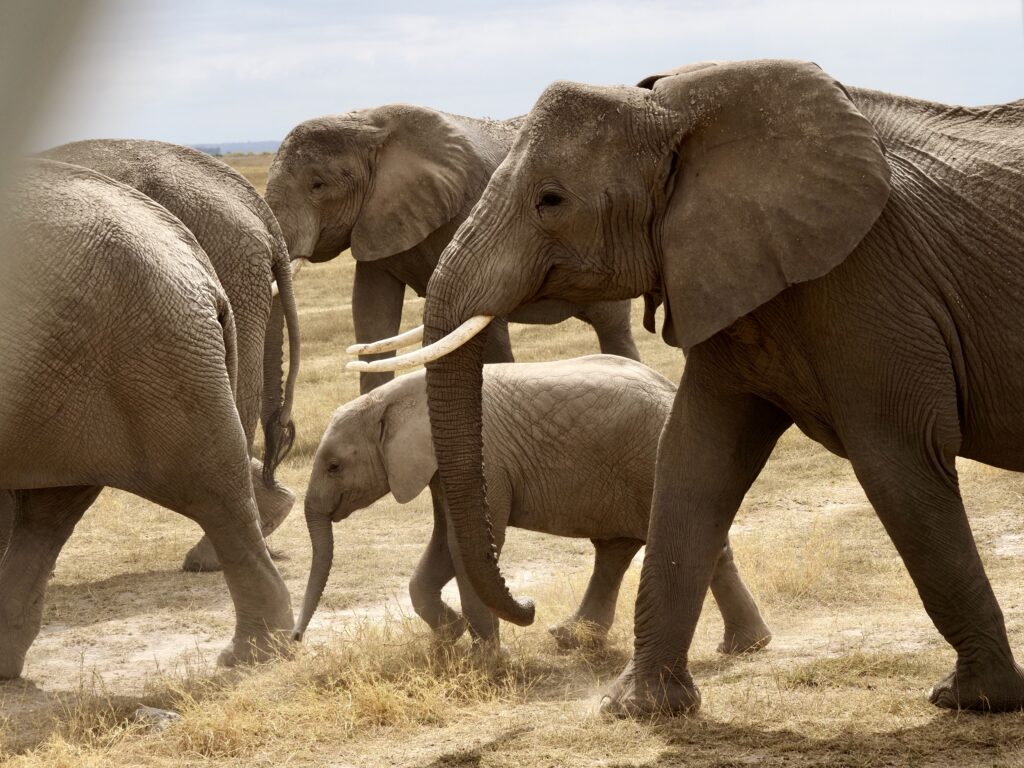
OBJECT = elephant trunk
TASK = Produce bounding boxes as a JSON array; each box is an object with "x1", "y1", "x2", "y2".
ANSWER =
[
  {"x1": 423, "y1": 270, "x2": 535, "y2": 627},
  {"x1": 293, "y1": 497, "x2": 334, "y2": 640},
  {"x1": 261, "y1": 235, "x2": 301, "y2": 485}
]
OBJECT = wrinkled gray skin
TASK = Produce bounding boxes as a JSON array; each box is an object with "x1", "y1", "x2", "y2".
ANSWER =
[
  {"x1": 265, "y1": 105, "x2": 640, "y2": 394},
  {"x1": 295, "y1": 356, "x2": 770, "y2": 654},
  {"x1": 41, "y1": 140, "x2": 301, "y2": 572},
  {"x1": 420, "y1": 59, "x2": 1024, "y2": 716},
  {"x1": 0, "y1": 159, "x2": 293, "y2": 678}
]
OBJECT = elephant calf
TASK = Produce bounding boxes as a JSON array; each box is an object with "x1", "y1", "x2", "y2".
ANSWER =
[{"x1": 296, "y1": 355, "x2": 770, "y2": 653}]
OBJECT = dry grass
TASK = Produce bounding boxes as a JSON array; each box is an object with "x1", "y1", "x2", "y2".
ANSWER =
[{"x1": 2, "y1": 153, "x2": 1024, "y2": 766}]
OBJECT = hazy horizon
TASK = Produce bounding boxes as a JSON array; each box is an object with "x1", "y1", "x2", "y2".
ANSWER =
[{"x1": 27, "y1": 0, "x2": 1024, "y2": 149}]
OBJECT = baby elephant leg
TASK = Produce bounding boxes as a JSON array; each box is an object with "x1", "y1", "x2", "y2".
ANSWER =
[
  {"x1": 710, "y1": 539, "x2": 771, "y2": 654},
  {"x1": 409, "y1": 481, "x2": 467, "y2": 642},
  {"x1": 550, "y1": 537, "x2": 643, "y2": 649}
]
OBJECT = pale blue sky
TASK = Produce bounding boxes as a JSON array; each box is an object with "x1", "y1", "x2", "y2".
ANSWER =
[{"x1": 32, "y1": 0, "x2": 1024, "y2": 147}]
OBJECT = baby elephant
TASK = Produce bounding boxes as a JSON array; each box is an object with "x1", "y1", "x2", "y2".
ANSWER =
[{"x1": 296, "y1": 355, "x2": 770, "y2": 653}]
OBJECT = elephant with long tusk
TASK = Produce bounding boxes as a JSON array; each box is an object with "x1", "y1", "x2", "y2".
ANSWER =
[
  {"x1": 405, "y1": 59, "x2": 1024, "y2": 717},
  {"x1": 295, "y1": 356, "x2": 771, "y2": 656}
]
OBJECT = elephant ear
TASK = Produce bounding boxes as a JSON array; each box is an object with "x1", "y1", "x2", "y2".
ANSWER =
[
  {"x1": 351, "y1": 107, "x2": 493, "y2": 262},
  {"x1": 647, "y1": 59, "x2": 891, "y2": 350},
  {"x1": 379, "y1": 375, "x2": 437, "y2": 503}
]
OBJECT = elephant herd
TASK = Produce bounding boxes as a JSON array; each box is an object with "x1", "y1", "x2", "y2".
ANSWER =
[{"x1": 1, "y1": 58, "x2": 1024, "y2": 720}]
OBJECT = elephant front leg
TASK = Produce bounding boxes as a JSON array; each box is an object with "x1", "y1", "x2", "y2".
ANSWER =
[
  {"x1": 0, "y1": 486, "x2": 100, "y2": 678},
  {"x1": 409, "y1": 478, "x2": 467, "y2": 643},
  {"x1": 550, "y1": 537, "x2": 642, "y2": 650},
  {"x1": 847, "y1": 430, "x2": 1024, "y2": 712},
  {"x1": 600, "y1": 375, "x2": 790, "y2": 717},
  {"x1": 353, "y1": 261, "x2": 406, "y2": 395},
  {"x1": 575, "y1": 300, "x2": 641, "y2": 361}
]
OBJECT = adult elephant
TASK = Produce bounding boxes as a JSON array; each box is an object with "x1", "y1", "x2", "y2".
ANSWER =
[
  {"x1": 0, "y1": 159, "x2": 293, "y2": 677},
  {"x1": 41, "y1": 140, "x2": 301, "y2": 572},
  {"x1": 264, "y1": 104, "x2": 640, "y2": 394},
  {"x1": 360, "y1": 60, "x2": 1024, "y2": 715}
]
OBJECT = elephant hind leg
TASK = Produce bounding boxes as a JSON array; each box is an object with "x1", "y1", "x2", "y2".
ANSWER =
[
  {"x1": 409, "y1": 478, "x2": 466, "y2": 642},
  {"x1": 709, "y1": 539, "x2": 772, "y2": 654},
  {"x1": 549, "y1": 537, "x2": 642, "y2": 650},
  {"x1": 846, "y1": 421, "x2": 1024, "y2": 712},
  {"x1": 183, "y1": 457, "x2": 295, "y2": 572},
  {"x1": 0, "y1": 485, "x2": 101, "y2": 679},
  {"x1": 575, "y1": 301, "x2": 641, "y2": 361}
]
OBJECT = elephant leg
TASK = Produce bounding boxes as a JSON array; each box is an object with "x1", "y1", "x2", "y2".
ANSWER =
[
  {"x1": 353, "y1": 260, "x2": 406, "y2": 395},
  {"x1": 710, "y1": 539, "x2": 772, "y2": 654},
  {"x1": 184, "y1": 457, "x2": 295, "y2": 572},
  {"x1": 177, "y1": 470, "x2": 293, "y2": 667},
  {"x1": 0, "y1": 485, "x2": 100, "y2": 679},
  {"x1": 846, "y1": 430, "x2": 1024, "y2": 712},
  {"x1": 444, "y1": 478, "x2": 512, "y2": 649},
  {"x1": 409, "y1": 477, "x2": 466, "y2": 642},
  {"x1": 0, "y1": 490, "x2": 13, "y2": 559},
  {"x1": 482, "y1": 316, "x2": 514, "y2": 364},
  {"x1": 550, "y1": 537, "x2": 642, "y2": 650},
  {"x1": 600, "y1": 375, "x2": 790, "y2": 717},
  {"x1": 575, "y1": 300, "x2": 640, "y2": 361}
]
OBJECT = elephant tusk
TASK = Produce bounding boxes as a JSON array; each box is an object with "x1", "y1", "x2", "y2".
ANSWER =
[
  {"x1": 346, "y1": 315, "x2": 493, "y2": 373},
  {"x1": 270, "y1": 257, "x2": 308, "y2": 297},
  {"x1": 346, "y1": 325, "x2": 424, "y2": 355}
]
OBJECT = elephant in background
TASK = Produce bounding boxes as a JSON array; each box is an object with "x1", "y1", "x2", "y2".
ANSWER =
[
  {"x1": 294, "y1": 356, "x2": 771, "y2": 655},
  {"x1": 360, "y1": 60, "x2": 1024, "y2": 715},
  {"x1": 0, "y1": 159, "x2": 293, "y2": 678},
  {"x1": 264, "y1": 104, "x2": 640, "y2": 394},
  {"x1": 41, "y1": 140, "x2": 301, "y2": 572}
]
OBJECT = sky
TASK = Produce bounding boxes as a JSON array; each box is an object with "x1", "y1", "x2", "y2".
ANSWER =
[{"x1": 29, "y1": 0, "x2": 1024, "y2": 148}]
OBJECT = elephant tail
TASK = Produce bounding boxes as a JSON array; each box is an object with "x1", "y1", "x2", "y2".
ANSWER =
[
  {"x1": 260, "y1": 223, "x2": 300, "y2": 486},
  {"x1": 219, "y1": 294, "x2": 239, "y2": 401}
]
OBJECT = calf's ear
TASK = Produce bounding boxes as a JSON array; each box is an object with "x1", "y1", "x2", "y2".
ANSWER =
[{"x1": 378, "y1": 378, "x2": 437, "y2": 504}]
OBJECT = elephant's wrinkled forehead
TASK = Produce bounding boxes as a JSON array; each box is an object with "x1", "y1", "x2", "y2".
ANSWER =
[
  {"x1": 518, "y1": 81, "x2": 647, "y2": 156},
  {"x1": 278, "y1": 114, "x2": 381, "y2": 168}
]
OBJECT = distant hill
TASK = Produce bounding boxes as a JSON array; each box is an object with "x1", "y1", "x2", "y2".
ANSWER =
[{"x1": 191, "y1": 140, "x2": 280, "y2": 156}]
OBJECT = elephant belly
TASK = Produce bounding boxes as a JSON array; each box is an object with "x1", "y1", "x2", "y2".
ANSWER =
[{"x1": 508, "y1": 502, "x2": 648, "y2": 541}]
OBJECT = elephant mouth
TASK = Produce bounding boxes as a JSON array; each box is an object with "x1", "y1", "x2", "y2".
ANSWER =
[{"x1": 330, "y1": 496, "x2": 352, "y2": 522}]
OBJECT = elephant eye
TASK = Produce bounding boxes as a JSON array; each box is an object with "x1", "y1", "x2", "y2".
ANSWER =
[
  {"x1": 537, "y1": 192, "x2": 564, "y2": 209},
  {"x1": 327, "y1": 459, "x2": 341, "y2": 475},
  {"x1": 310, "y1": 179, "x2": 325, "y2": 192}
]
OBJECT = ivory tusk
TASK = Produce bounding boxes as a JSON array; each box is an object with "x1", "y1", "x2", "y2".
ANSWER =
[
  {"x1": 270, "y1": 257, "x2": 308, "y2": 298},
  {"x1": 347, "y1": 325, "x2": 424, "y2": 355},
  {"x1": 345, "y1": 315, "x2": 493, "y2": 373}
]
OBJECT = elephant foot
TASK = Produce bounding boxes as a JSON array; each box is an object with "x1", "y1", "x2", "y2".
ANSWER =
[
  {"x1": 470, "y1": 638, "x2": 510, "y2": 665},
  {"x1": 928, "y1": 657, "x2": 1024, "y2": 712},
  {"x1": 599, "y1": 658, "x2": 701, "y2": 718},
  {"x1": 182, "y1": 537, "x2": 222, "y2": 573},
  {"x1": 0, "y1": 647, "x2": 26, "y2": 680},
  {"x1": 717, "y1": 620, "x2": 772, "y2": 655},
  {"x1": 217, "y1": 629, "x2": 295, "y2": 668},
  {"x1": 549, "y1": 619, "x2": 608, "y2": 650},
  {"x1": 431, "y1": 615, "x2": 469, "y2": 645}
]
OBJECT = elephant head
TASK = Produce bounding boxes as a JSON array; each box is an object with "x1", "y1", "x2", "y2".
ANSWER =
[
  {"x1": 265, "y1": 105, "x2": 495, "y2": 266},
  {"x1": 364, "y1": 60, "x2": 890, "y2": 625},
  {"x1": 294, "y1": 373, "x2": 436, "y2": 638}
]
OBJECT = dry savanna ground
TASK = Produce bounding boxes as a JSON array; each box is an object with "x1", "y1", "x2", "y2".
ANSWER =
[{"x1": 2, "y1": 153, "x2": 1023, "y2": 767}]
